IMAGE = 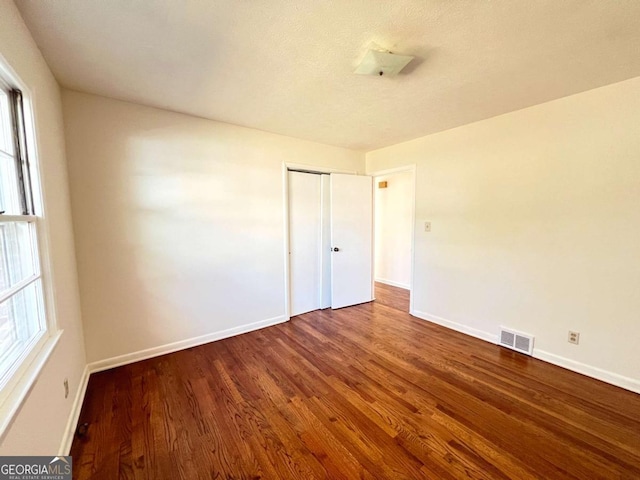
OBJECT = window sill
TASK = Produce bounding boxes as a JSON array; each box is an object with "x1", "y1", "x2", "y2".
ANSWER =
[{"x1": 0, "y1": 330, "x2": 63, "y2": 442}]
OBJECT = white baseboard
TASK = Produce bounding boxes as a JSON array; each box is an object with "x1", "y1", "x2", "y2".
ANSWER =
[
  {"x1": 375, "y1": 278, "x2": 411, "y2": 290},
  {"x1": 412, "y1": 310, "x2": 498, "y2": 344},
  {"x1": 87, "y1": 315, "x2": 288, "y2": 374},
  {"x1": 58, "y1": 365, "x2": 90, "y2": 455},
  {"x1": 411, "y1": 309, "x2": 640, "y2": 394},
  {"x1": 533, "y1": 350, "x2": 640, "y2": 395}
]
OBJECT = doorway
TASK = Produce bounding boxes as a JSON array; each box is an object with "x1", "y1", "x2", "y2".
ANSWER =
[{"x1": 371, "y1": 166, "x2": 416, "y2": 313}]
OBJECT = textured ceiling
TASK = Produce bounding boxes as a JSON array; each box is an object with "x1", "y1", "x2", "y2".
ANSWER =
[{"x1": 14, "y1": 0, "x2": 640, "y2": 151}]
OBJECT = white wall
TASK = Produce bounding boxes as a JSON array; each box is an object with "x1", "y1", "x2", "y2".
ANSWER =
[
  {"x1": 0, "y1": 0, "x2": 86, "y2": 454},
  {"x1": 374, "y1": 171, "x2": 413, "y2": 289},
  {"x1": 62, "y1": 90, "x2": 365, "y2": 365},
  {"x1": 367, "y1": 76, "x2": 640, "y2": 392}
]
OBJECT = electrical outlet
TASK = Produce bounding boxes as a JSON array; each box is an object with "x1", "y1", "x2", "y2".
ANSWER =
[
  {"x1": 424, "y1": 221, "x2": 431, "y2": 232},
  {"x1": 568, "y1": 331, "x2": 580, "y2": 345},
  {"x1": 64, "y1": 378, "x2": 69, "y2": 399}
]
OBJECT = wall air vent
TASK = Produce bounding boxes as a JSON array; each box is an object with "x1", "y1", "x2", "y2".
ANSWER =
[{"x1": 498, "y1": 327, "x2": 534, "y2": 356}]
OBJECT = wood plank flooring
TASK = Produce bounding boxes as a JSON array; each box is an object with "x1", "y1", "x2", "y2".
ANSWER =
[{"x1": 71, "y1": 283, "x2": 640, "y2": 479}]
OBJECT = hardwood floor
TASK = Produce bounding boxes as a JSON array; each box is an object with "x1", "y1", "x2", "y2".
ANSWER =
[
  {"x1": 373, "y1": 281, "x2": 410, "y2": 312},
  {"x1": 71, "y1": 283, "x2": 640, "y2": 479}
]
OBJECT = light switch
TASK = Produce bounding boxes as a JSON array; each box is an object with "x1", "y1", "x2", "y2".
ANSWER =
[{"x1": 424, "y1": 221, "x2": 431, "y2": 232}]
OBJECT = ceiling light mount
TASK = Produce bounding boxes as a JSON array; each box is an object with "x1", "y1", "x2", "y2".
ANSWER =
[{"x1": 354, "y1": 48, "x2": 414, "y2": 77}]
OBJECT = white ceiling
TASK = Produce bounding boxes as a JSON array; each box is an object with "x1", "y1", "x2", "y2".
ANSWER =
[{"x1": 15, "y1": 0, "x2": 640, "y2": 151}]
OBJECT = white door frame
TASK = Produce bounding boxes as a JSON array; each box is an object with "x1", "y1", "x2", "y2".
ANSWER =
[
  {"x1": 282, "y1": 162, "x2": 357, "y2": 320},
  {"x1": 368, "y1": 164, "x2": 417, "y2": 315}
]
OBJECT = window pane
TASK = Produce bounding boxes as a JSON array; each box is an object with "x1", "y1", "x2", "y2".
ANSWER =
[
  {"x1": 0, "y1": 281, "x2": 44, "y2": 386},
  {"x1": 0, "y1": 89, "x2": 13, "y2": 156},
  {"x1": 0, "y1": 222, "x2": 36, "y2": 294},
  {"x1": 0, "y1": 150, "x2": 21, "y2": 214}
]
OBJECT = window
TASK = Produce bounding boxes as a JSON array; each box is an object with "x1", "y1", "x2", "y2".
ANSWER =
[{"x1": 0, "y1": 81, "x2": 46, "y2": 395}]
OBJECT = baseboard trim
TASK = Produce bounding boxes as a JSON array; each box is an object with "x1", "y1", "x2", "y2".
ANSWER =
[
  {"x1": 87, "y1": 315, "x2": 289, "y2": 374},
  {"x1": 533, "y1": 350, "x2": 640, "y2": 394},
  {"x1": 374, "y1": 278, "x2": 411, "y2": 290},
  {"x1": 411, "y1": 309, "x2": 639, "y2": 394},
  {"x1": 58, "y1": 365, "x2": 90, "y2": 455},
  {"x1": 412, "y1": 310, "x2": 498, "y2": 344}
]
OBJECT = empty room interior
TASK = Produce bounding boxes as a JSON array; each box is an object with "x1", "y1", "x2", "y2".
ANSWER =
[{"x1": 1, "y1": 0, "x2": 640, "y2": 478}]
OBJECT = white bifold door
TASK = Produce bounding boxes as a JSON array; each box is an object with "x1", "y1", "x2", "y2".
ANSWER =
[
  {"x1": 288, "y1": 172, "x2": 326, "y2": 316},
  {"x1": 329, "y1": 173, "x2": 374, "y2": 309},
  {"x1": 288, "y1": 171, "x2": 373, "y2": 316}
]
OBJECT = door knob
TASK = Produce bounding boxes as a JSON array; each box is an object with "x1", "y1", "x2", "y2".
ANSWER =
[{"x1": 332, "y1": 247, "x2": 340, "y2": 252}]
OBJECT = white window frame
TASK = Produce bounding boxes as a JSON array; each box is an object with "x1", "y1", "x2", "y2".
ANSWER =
[{"x1": 0, "y1": 56, "x2": 62, "y2": 441}]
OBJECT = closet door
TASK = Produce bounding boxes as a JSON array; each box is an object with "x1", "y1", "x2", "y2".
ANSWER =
[
  {"x1": 319, "y1": 174, "x2": 332, "y2": 309},
  {"x1": 330, "y1": 173, "x2": 374, "y2": 309},
  {"x1": 288, "y1": 171, "x2": 321, "y2": 316}
]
